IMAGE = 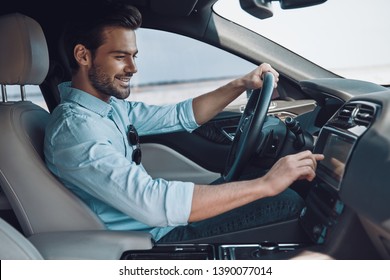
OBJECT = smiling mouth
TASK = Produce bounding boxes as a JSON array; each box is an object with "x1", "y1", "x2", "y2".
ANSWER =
[{"x1": 115, "y1": 76, "x2": 131, "y2": 86}]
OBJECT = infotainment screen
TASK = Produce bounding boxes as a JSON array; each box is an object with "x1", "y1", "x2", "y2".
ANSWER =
[{"x1": 316, "y1": 132, "x2": 354, "y2": 190}]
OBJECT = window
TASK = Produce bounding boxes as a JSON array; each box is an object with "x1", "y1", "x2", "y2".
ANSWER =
[
  {"x1": 128, "y1": 28, "x2": 256, "y2": 109},
  {"x1": 214, "y1": 0, "x2": 390, "y2": 85}
]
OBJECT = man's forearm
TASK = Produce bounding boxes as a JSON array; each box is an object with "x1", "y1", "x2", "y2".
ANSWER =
[
  {"x1": 188, "y1": 151, "x2": 324, "y2": 223},
  {"x1": 191, "y1": 63, "x2": 279, "y2": 125},
  {"x1": 189, "y1": 178, "x2": 269, "y2": 222},
  {"x1": 192, "y1": 79, "x2": 245, "y2": 125}
]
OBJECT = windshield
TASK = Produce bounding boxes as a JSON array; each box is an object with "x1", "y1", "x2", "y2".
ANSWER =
[{"x1": 214, "y1": 0, "x2": 390, "y2": 85}]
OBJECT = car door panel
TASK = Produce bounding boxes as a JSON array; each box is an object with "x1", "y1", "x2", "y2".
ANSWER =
[{"x1": 141, "y1": 143, "x2": 220, "y2": 184}]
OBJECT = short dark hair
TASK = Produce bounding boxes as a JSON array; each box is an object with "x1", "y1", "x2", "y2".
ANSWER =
[{"x1": 63, "y1": 2, "x2": 142, "y2": 74}]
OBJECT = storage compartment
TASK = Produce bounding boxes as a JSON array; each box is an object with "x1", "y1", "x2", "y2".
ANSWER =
[{"x1": 121, "y1": 244, "x2": 215, "y2": 260}]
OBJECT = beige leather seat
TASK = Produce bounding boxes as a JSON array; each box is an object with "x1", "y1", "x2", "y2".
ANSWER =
[
  {"x1": 0, "y1": 217, "x2": 43, "y2": 260},
  {"x1": 0, "y1": 13, "x2": 105, "y2": 236},
  {"x1": 0, "y1": 214, "x2": 152, "y2": 260}
]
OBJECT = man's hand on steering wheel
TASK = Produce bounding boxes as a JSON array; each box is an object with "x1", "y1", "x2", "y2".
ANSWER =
[
  {"x1": 223, "y1": 64, "x2": 279, "y2": 182},
  {"x1": 240, "y1": 63, "x2": 279, "y2": 90}
]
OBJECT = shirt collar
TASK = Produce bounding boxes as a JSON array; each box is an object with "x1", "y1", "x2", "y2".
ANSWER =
[{"x1": 58, "y1": 81, "x2": 114, "y2": 117}]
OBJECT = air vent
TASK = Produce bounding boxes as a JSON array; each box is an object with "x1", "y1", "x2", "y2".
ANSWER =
[
  {"x1": 337, "y1": 103, "x2": 356, "y2": 121},
  {"x1": 334, "y1": 102, "x2": 376, "y2": 128},
  {"x1": 354, "y1": 103, "x2": 375, "y2": 126}
]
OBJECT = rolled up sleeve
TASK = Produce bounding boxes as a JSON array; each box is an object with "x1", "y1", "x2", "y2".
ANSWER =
[{"x1": 125, "y1": 98, "x2": 199, "y2": 135}]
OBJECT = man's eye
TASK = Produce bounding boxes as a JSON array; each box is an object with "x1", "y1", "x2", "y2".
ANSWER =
[{"x1": 116, "y1": 56, "x2": 125, "y2": 59}]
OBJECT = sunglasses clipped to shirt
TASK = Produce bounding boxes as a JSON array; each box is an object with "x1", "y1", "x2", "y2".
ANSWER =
[{"x1": 128, "y1": 124, "x2": 142, "y2": 165}]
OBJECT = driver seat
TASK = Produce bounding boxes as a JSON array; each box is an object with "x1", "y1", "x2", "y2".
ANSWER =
[
  {"x1": 0, "y1": 13, "x2": 105, "y2": 237},
  {"x1": 0, "y1": 13, "x2": 309, "y2": 246}
]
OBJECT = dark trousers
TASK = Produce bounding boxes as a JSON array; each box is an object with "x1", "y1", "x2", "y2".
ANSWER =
[{"x1": 157, "y1": 187, "x2": 304, "y2": 243}]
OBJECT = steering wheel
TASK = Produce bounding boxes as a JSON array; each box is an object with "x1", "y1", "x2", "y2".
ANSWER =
[{"x1": 223, "y1": 72, "x2": 275, "y2": 182}]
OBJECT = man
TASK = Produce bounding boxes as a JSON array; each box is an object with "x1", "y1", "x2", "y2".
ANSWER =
[{"x1": 44, "y1": 3, "x2": 323, "y2": 242}]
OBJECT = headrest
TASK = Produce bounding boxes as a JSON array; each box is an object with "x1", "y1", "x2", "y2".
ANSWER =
[{"x1": 0, "y1": 13, "x2": 49, "y2": 85}]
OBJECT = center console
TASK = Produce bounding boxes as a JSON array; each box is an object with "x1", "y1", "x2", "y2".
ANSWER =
[
  {"x1": 122, "y1": 242, "x2": 308, "y2": 260},
  {"x1": 299, "y1": 100, "x2": 377, "y2": 244}
]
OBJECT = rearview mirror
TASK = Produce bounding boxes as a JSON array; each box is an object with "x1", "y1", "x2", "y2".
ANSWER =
[
  {"x1": 240, "y1": 0, "x2": 327, "y2": 19},
  {"x1": 279, "y1": 0, "x2": 327, "y2": 9},
  {"x1": 239, "y1": 0, "x2": 273, "y2": 19}
]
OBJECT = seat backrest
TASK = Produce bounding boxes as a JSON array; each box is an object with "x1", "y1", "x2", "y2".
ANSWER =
[
  {"x1": 0, "y1": 13, "x2": 105, "y2": 236},
  {"x1": 0, "y1": 217, "x2": 43, "y2": 260}
]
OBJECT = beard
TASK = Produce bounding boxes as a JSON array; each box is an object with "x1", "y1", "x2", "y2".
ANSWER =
[{"x1": 88, "y1": 63, "x2": 131, "y2": 100}]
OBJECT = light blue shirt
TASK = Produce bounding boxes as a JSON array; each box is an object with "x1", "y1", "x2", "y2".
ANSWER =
[{"x1": 44, "y1": 82, "x2": 198, "y2": 241}]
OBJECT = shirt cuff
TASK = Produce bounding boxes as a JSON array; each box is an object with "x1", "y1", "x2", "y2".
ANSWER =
[
  {"x1": 164, "y1": 181, "x2": 195, "y2": 226},
  {"x1": 178, "y1": 98, "x2": 199, "y2": 132}
]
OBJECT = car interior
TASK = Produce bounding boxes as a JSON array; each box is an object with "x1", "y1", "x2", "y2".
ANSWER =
[{"x1": 0, "y1": 0, "x2": 389, "y2": 260}]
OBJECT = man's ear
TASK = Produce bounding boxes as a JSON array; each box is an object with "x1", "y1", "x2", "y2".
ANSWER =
[{"x1": 73, "y1": 44, "x2": 91, "y2": 67}]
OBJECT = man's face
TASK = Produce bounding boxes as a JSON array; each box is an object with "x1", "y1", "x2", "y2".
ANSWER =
[{"x1": 88, "y1": 27, "x2": 138, "y2": 100}]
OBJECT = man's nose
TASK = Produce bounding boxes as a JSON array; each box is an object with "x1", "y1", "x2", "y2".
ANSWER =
[{"x1": 124, "y1": 58, "x2": 137, "y2": 74}]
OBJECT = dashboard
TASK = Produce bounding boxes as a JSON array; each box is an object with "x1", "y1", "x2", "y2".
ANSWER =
[{"x1": 298, "y1": 78, "x2": 390, "y2": 259}]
